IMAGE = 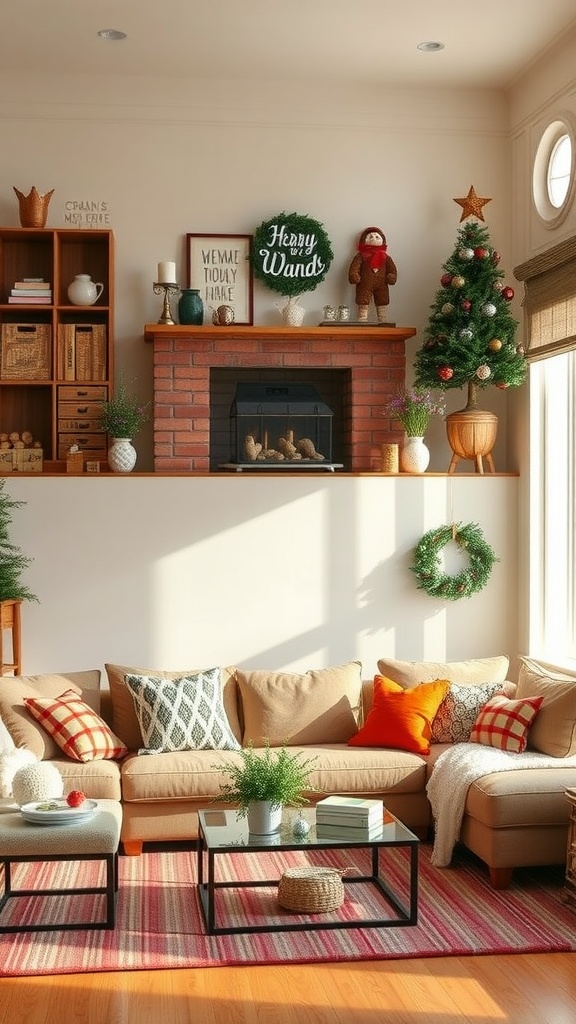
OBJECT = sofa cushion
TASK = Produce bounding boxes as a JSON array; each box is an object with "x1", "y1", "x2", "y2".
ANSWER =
[
  {"x1": 376, "y1": 655, "x2": 509, "y2": 690},
  {"x1": 236, "y1": 661, "x2": 362, "y2": 746},
  {"x1": 348, "y1": 676, "x2": 449, "y2": 754},
  {"x1": 470, "y1": 695, "x2": 544, "y2": 753},
  {"x1": 23, "y1": 689, "x2": 128, "y2": 763},
  {"x1": 124, "y1": 668, "x2": 241, "y2": 754},
  {"x1": 517, "y1": 657, "x2": 576, "y2": 757},
  {"x1": 105, "y1": 663, "x2": 241, "y2": 750},
  {"x1": 0, "y1": 670, "x2": 101, "y2": 760},
  {"x1": 431, "y1": 681, "x2": 504, "y2": 744}
]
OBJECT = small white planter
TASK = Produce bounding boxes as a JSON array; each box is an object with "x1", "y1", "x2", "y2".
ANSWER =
[{"x1": 247, "y1": 800, "x2": 283, "y2": 835}]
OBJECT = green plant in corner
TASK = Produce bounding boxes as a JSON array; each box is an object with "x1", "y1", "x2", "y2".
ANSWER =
[
  {"x1": 98, "y1": 371, "x2": 150, "y2": 439},
  {"x1": 0, "y1": 479, "x2": 38, "y2": 602},
  {"x1": 213, "y1": 743, "x2": 319, "y2": 816}
]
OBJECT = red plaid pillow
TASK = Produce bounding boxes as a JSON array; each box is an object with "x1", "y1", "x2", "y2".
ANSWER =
[
  {"x1": 470, "y1": 694, "x2": 543, "y2": 753},
  {"x1": 24, "y1": 689, "x2": 128, "y2": 762}
]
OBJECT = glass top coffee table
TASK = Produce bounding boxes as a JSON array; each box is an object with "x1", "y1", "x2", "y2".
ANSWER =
[{"x1": 197, "y1": 807, "x2": 419, "y2": 936}]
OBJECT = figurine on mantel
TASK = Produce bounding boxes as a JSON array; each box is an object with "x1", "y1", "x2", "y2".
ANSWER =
[{"x1": 348, "y1": 226, "x2": 397, "y2": 323}]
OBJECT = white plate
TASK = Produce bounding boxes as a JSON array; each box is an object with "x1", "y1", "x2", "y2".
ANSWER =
[{"x1": 20, "y1": 799, "x2": 98, "y2": 825}]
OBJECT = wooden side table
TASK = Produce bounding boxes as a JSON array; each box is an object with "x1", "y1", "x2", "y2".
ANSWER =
[
  {"x1": 0, "y1": 599, "x2": 22, "y2": 676},
  {"x1": 564, "y1": 788, "x2": 576, "y2": 904}
]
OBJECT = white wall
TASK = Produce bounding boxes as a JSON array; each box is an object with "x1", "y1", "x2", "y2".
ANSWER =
[
  {"x1": 7, "y1": 475, "x2": 517, "y2": 679},
  {"x1": 0, "y1": 71, "x2": 524, "y2": 676}
]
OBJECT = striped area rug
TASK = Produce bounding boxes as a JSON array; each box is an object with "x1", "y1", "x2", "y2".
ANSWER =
[{"x1": 1, "y1": 843, "x2": 575, "y2": 976}]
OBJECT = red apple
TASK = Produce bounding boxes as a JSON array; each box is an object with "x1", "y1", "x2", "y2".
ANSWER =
[{"x1": 66, "y1": 790, "x2": 86, "y2": 808}]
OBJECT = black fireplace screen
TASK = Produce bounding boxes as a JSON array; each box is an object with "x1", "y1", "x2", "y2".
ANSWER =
[{"x1": 230, "y1": 382, "x2": 333, "y2": 465}]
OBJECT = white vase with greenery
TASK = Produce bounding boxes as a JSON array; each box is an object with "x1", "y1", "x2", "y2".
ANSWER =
[{"x1": 214, "y1": 744, "x2": 318, "y2": 835}]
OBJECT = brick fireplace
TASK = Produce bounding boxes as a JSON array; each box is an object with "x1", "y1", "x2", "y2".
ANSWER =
[{"x1": 144, "y1": 324, "x2": 416, "y2": 472}]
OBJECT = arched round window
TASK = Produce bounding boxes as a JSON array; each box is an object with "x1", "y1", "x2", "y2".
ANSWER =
[{"x1": 533, "y1": 117, "x2": 575, "y2": 227}]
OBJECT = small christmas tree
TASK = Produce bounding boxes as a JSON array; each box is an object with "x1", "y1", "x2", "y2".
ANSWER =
[
  {"x1": 414, "y1": 187, "x2": 526, "y2": 409},
  {"x1": 0, "y1": 479, "x2": 38, "y2": 602}
]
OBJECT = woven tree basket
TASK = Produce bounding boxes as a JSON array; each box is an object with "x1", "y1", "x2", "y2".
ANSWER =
[{"x1": 277, "y1": 866, "x2": 346, "y2": 913}]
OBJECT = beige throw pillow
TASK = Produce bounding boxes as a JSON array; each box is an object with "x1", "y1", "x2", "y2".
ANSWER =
[
  {"x1": 105, "y1": 663, "x2": 241, "y2": 749},
  {"x1": 517, "y1": 657, "x2": 576, "y2": 757},
  {"x1": 0, "y1": 670, "x2": 101, "y2": 760},
  {"x1": 376, "y1": 655, "x2": 510, "y2": 690},
  {"x1": 237, "y1": 661, "x2": 363, "y2": 746}
]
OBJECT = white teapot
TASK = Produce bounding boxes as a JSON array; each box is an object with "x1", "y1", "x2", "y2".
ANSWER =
[{"x1": 67, "y1": 274, "x2": 104, "y2": 306}]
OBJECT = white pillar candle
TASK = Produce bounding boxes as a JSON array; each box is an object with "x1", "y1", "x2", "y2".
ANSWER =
[{"x1": 157, "y1": 261, "x2": 176, "y2": 283}]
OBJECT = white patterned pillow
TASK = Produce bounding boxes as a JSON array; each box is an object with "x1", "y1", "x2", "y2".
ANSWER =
[
  {"x1": 124, "y1": 668, "x2": 241, "y2": 754},
  {"x1": 430, "y1": 682, "x2": 504, "y2": 744}
]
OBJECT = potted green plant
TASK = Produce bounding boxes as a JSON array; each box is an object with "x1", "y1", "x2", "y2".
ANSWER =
[
  {"x1": 98, "y1": 372, "x2": 150, "y2": 473},
  {"x1": 214, "y1": 744, "x2": 318, "y2": 835},
  {"x1": 384, "y1": 386, "x2": 445, "y2": 473}
]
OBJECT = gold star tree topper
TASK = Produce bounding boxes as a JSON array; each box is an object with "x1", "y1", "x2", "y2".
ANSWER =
[{"x1": 453, "y1": 185, "x2": 492, "y2": 222}]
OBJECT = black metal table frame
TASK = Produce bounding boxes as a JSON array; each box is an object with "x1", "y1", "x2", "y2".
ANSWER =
[
  {"x1": 197, "y1": 822, "x2": 419, "y2": 937},
  {"x1": 0, "y1": 851, "x2": 119, "y2": 933}
]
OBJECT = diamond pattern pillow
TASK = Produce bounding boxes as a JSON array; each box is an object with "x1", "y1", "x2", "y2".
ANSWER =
[
  {"x1": 124, "y1": 667, "x2": 241, "y2": 754},
  {"x1": 24, "y1": 689, "x2": 128, "y2": 762},
  {"x1": 431, "y1": 682, "x2": 504, "y2": 744},
  {"x1": 470, "y1": 694, "x2": 544, "y2": 753}
]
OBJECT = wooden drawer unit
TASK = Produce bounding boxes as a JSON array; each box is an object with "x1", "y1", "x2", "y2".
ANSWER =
[
  {"x1": 58, "y1": 433, "x2": 107, "y2": 460},
  {"x1": 565, "y1": 788, "x2": 576, "y2": 905},
  {"x1": 57, "y1": 384, "x2": 107, "y2": 450}
]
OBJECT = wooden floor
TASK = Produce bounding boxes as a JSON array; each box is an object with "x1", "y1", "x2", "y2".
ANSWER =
[{"x1": 0, "y1": 953, "x2": 575, "y2": 1023}]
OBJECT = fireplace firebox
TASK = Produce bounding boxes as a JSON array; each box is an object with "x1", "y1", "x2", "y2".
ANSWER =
[{"x1": 225, "y1": 382, "x2": 341, "y2": 471}]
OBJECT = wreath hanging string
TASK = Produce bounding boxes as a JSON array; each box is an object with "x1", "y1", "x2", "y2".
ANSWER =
[{"x1": 410, "y1": 521, "x2": 498, "y2": 601}]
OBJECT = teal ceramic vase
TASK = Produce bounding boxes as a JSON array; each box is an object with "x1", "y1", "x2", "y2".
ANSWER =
[{"x1": 178, "y1": 288, "x2": 204, "y2": 325}]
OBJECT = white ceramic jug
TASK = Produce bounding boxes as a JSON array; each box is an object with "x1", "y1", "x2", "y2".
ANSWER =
[{"x1": 67, "y1": 274, "x2": 104, "y2": 306}]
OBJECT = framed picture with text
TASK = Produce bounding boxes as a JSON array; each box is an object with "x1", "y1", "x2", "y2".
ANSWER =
[{"x1": 186, "y1": 233, "x2": 253, "y2": 325}]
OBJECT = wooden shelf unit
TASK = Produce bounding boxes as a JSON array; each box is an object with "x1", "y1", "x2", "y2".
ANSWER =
[
  {"x1": 0, "y1": 227, "x2": 114, "y2": 469},
  {"x1": 0, "y1": 599, "x2": 21, "y2": 675}
]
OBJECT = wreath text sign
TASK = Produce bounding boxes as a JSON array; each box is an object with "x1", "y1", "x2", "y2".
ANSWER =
[
  {"x1": 252, "y1": 212, "x2": 333, "y2": 297},
  {"x1": 186, "y1": 234, "x2": 253, "y2": 324}
]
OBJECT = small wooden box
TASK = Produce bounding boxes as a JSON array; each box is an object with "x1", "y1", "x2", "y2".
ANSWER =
[
  {"x1": 66, "y1": 451, "x2": 84, "y2": 473},
  {"x1": 12, "y1": 448, "x2": 43, "y2": 473},
  {"x1": 0, "y1": 451, "x2": 14, "y2": 474}
]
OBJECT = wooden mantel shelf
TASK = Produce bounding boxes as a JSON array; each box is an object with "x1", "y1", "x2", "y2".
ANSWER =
[{"x1": 144, "y1": 323, "x2": 417, "y2": 343}]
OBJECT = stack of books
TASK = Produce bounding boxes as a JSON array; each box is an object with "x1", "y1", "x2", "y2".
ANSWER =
[
  {"x1": 315, "y1": 796, "x2": 384, "y2": 839},
  {"x1": 8, "y1": 278, "x2": 52, "y2": 304}
]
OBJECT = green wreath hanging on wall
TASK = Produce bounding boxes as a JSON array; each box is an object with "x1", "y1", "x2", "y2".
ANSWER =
[
  {"x1": 252, "y1": 211, "x2": 334, "y2": 297},
  {"x1": 410, "y1": 522, "x2": 498, "y2": 601}
]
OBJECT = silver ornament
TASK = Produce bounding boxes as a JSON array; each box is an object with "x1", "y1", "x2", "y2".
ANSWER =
[
  {"x1": 482, "y1": 302, "x2": 497, "y2": 317},
  {"x1": 476, "y1": 364, "x2": 491, "y2": 380},
  {"x1": 459, "y1": 328, "x2": 474, "y2": 340},
  {"x1": 292, "y1": 813, "x2": 310, "y2": 837}
]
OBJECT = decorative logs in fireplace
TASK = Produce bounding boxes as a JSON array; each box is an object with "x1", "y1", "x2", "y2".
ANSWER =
[{"x1": 226, "y1": 382, "x2": 342, "y2": 471}]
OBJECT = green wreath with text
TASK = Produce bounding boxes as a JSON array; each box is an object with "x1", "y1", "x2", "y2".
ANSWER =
[
  {"x1": 252, "y1": 211, "x2": 334, "y2": 297},
  {"x1": 410, "y1": 522, "x2": 498, "y2": 601}
]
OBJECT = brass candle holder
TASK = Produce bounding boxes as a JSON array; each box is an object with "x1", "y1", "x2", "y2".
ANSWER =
[{"x1": 153, "y1": 281, "x2": 179, "y2": 325}]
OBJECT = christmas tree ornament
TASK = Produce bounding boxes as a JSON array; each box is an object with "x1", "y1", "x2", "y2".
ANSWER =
[
  {"x1": 458, "y1": 247, "x2": 475, "y2": 260},
  {"x1": 410, "y1": 521, "x2": 498, "y2": 601},
  {"x1": 441, "y1": 273, "x2": 453, "y2": 287},
  {"x1": 493, "y1": 281, "x2": 504, "y2": 291},
  {"x1": 441, "y1": 302, "x2": 454, "y2": 314},
  {"x1": 453, "y1": 186, "x2": 492, "y2": 222},
  {"x1": 482, "y1": 302, "x2": 497, "y2": 317},
  {"x1": 461, "y1": 299, "x2": 472, "y2": 312},
  {"x1": 474, "y1": 247, "x2": 489, "y2": 260},
  {"x1": 492, "y1": 251, "x2": 501, "y2": 263},
  {"x1": 460, "y1": 328, "x2": 474, "y2": 340},
  {"x1": 292, "y1": 811, "x2": 311, "y2": 838},
  {"x1": 502, "y1": 286, "x2": 515, "y2": 301},
  {"x1": 489, "y1": 338, "x2": 503, "y2": 352},
  {"x1": 438, "y1": 366, "x2": 454, "y2": 381},
  {"x1": 476, "y1": 364, "x2": 491, "y2": 380},
  {"x1": 452, "y1": 275, "x2": 465, "y2": 288},
  {"x1": 517, "y1": 344, "x2": 525, "y2": 355}
]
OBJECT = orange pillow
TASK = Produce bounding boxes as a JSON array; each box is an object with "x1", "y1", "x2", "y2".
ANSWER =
[{"x1": 349, "y1": 675, "x2": 449, "y2": 754}]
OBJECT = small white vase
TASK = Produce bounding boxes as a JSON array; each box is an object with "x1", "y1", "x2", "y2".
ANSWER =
[
  {"x1": 247, "y1": 800, "x2": 283, "y2": 835},
  {"x1": 67, "y1": 274, "x2": 104, "y2": 306},
  {"x1": 400, "y1": 436, "x2": 430, "y2": 474},
  {"x1": 108, "y1": 437, "x2": 137, "y2": 473}
]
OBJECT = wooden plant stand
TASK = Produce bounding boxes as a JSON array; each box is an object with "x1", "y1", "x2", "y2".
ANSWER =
[{"x1": 0, "y1": 599, "x2": 22, "y2": 675}]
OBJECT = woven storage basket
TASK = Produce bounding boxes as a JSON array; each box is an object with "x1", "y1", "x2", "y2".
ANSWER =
[
  {"x1": 1, "y1": 323, "x2": 51, "y2": 379},
  {"x1": 277, "y1": 866, "x2": 345, "y2": 913}
]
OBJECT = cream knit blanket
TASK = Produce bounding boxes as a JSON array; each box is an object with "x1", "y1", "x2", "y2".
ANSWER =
[{"x1": 426, "y1": 742, "x2": 576, "y2": 867}]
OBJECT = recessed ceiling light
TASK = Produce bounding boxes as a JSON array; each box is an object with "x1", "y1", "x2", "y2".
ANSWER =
[
  {"x1": 98, "y1": 29, "x2": 127, "y2": 41},
  {"x1": 417, "y1": 41, "x2": 445, "y2": 53}
]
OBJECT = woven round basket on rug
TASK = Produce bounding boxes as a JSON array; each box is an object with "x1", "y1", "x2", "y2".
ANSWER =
[{"x1": 277, "y1": 866, "x2": 345, "y2": 913}]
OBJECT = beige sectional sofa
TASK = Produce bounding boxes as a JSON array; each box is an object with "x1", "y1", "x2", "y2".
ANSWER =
[{"x1": 1, "y1": 654, "x2": 576, "y2": 889}]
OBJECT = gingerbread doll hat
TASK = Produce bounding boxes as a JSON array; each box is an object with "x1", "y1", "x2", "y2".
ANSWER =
[{"x1": 357, "y1": 227, "x2": 388, "y2": 268}]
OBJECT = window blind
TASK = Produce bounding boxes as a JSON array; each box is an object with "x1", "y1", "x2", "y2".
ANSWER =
[{"x1": 514, "y1": 234, "x2": 576, "y2": 359}]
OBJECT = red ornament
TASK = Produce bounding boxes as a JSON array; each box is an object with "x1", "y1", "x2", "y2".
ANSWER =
[
  {"x1": 441, "y1": 273, "x2": 453, "y2": 287},
  {"x1": 66, "y1": 790, "x2": 86, "y2": 808},
  {"x1": 496, "y1": 382, "x2": 510, "y2": 389},
  {"x1": 502, "y1": 286, "x2": 515, "y2": 301},
  {"x1": 474, "y1": 247, "x2": 488, "y2": 259},
  {"x1": 438, "y1": 366, "x2": 454, "y2": 381},
  {"x1": 461, "y1": 299, "x2": 472, "y2": 312}
]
